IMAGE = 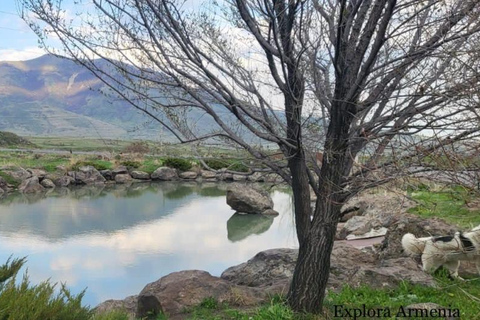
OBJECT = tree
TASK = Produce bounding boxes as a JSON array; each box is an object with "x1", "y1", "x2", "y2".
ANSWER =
[{"x1": 19, "y1": 0, "x2": 480, "y2": 313}]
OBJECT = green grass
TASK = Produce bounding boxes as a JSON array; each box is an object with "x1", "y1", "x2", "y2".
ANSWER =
[
  {"x1": 325, "y1": 271, "x2": 480, "y2": 319},
  {"x1": 407, "y1": 184, "x2": 480, "y2": 228}
]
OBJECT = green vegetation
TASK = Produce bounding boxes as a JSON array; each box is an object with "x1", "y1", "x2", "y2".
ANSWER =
[
  {"x1": 407, "y1": 183, "x2": 480, "y2": 228},
  {"x1": 163, "y1": 157, "x2": 192, "y2": 172},
  {"x1": 0, "y1": 257, "x2": 91, "y2": 320}
]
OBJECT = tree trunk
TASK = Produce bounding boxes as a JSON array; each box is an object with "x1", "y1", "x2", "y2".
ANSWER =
[{"x1": 287, "y1": 201, "x2": 339, "y2": 313}]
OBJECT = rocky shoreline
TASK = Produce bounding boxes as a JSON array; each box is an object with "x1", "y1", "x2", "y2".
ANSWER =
[
  {"x1": 94, "y1": 192, "x2": 477, "y2": 319},
  {"x1": 0, "y1": 164, "x2": 284, "y2": 196}
]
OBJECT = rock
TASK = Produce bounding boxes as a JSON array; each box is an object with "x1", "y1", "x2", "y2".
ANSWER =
[
  {"x1": 200, "y1": 170, "x2": 216, "y2": 179},
  {"x1": 345, "y1": 227, "x2": 388, "y2": 240},
  {"x1": 100, "y1": 169, "x2": 113, "y2": 180},
  {"x1": 221, "y1": 249, "x2": 297, "y2": 287},
  {"x1": 27, "y1": 168, "x2": 47, "y2": 180},
  {"x1": 75, "y1": 166, "x2": 106, "y2": 185},
  {"x1": 247, "y1": 172, "x2": 265, "y2": 182},
  {"x1": 377, "y1": 214, "x2": 456, "y2": 260},
  {"x1": 115, "y1": 173, "x2": 133, "y2": 184},
  {"x1": 226, "y1": 213, "x2": 274, "y2": 242},
  {"x1": 151, "y1": 167, "x2": 177, "y2": 181},
  {"x1": 113, "y1": 166, "x2": 129, "y2": 175},
  {"x1": 179, "y1": 171, "x2": 198, "y2": 180},
  {"x1": 56, "y1": 165, "x2": 67, "y2": 172},
  {"x1": 95, "y1": 295, "x2": 137, "y2": 320},
  {"x1": 0, "y1": 166, "x2": 31, "y2": 181},
  {"x1": 0, "y1": 187, "x2": 4, "y2": 197},
  {"x1": 403, "y1": 303, "x2": 460, "y2": 320},
  {"x1": 130, "y1": 170, "x2": 150, "y2": 180},
  {"x1": 232, "y1": 174, "x2": 247, "y2": 181},
  {"x1": 136, "y1": 270, "x2": 267, "y2": 318},
  {"x1": 216, "y1": 171, "x2": 233, "y2": 181},
  {"x1": 0, "y1": 176, "x2": 7, "y2": 190},
  {"x1": 262, "y1": 209, "x2": 279, "y2": 216},
  {"x1": 18, "y1": 176, "x2": 45, "y2": 194},
  {"x1": 40, "y1": 178, "x2": 55, "y2": 188},
  {"x1": 226, "y1": 184, "x2": 274, "y2": 214},
  {"x1": 54, "y1": 175, "x2": 76, "y2": 187},
  {"x1": 222, "y1": 242, "x2": 436, "y2": 293}
]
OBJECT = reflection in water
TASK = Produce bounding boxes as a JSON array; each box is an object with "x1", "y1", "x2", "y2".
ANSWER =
[
  {"x1": 0, "y1": 183, "x2": 296, "y2": 306},
  {"x1": 227, "y1": 213, "x2": 274, "y2": 242}
]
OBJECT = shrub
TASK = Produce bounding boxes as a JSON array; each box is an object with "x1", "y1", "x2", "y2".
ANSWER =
[
  {"x1": 120, "y1": 160, "x2": 141, "y2": 169},
  {"x1": 0, "y1": 257, "x2": 92, "y2": 320},
  {"x1": 163, "y1": 158, "x2": 192, "y2": 171}
]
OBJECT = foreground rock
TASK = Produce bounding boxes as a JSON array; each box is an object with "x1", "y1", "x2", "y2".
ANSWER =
[
  {"x1": 222, "y1": 242, "x2": 436, "y2": 291},
  {"x1": 95, "y1": 296, "x2": 138, "y2": 320},
  {"x1": 226, "y1": 184, "x2": 278, "y2": 215},
  {"x1": 136, "y1": 270, "x2": 268, "y2": 318}
]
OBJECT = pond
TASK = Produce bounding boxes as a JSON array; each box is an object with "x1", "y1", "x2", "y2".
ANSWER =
[{"x1": 0, "y1": 182, "x2": 297, "y2": 307}]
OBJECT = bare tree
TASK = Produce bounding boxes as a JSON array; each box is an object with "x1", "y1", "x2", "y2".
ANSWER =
[{"x1": 19, "y1": 0, "x2": 480, "y2": 313}]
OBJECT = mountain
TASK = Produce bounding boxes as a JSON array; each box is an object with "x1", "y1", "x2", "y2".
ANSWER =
[
  {"x1": 0, "y1": 55, "x2": 169, "y2": 140},
  {"x1": 0, "y1": 54, "x2": 283, "y2": 144}
]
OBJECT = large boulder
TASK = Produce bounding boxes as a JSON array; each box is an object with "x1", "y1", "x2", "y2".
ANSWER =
[
  {"x1": 18, "y1": 176, "x2": 45, "y2": 194},
  {"x1": 151, "y1": 167, "x2": 177, "y2": 181},
  {"x1": 226, "y1": 184, "x2": 275, "y2": 214},
  {"x1": 95, "y1": 295, "x2": 137, "y2": 320},
  {"x1": 221, "y1": 248, "x2": 297, "y2": 287},
  {"x1": 222, "y1": 242, "x2": 436, "y2": 292},
  {"x1": 74, "y1": 166, "x2": 106, "y2": 185},
  {"x1": 136, "y1": 270, "x2": 267, "y2": 318}
]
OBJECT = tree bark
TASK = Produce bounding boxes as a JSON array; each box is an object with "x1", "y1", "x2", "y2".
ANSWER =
[{"x1": 287, "y1": 204, "x2": 338, "y2": 313}]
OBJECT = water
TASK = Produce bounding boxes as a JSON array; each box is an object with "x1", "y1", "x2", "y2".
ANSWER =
[{"x1": 0, "y1": 182, "x2": 297, "y2": 307}]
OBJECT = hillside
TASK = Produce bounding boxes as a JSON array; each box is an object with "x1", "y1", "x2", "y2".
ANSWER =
[
  {"x1": 0, "y1": 131, "x2": 34, "y2": 148},
  {"x1": 0, "y1": 55, "x2": 168, "y2": 140}
]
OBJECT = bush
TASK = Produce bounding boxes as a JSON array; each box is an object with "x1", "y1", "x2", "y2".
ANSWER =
[
  {"x1": 0, "y1": 257, "x2": 92, "y2": 320},
  {"x1": 163, "y1": 158, "x2": 192, "y2": 171},
  {"x1": 120, "y1": 160, "x2": 141, "y2": 169}
]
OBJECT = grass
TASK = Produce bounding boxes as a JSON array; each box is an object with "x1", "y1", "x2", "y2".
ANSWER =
[{"x1": 407, "y1": 183, "x2": 480, "y2": 228}]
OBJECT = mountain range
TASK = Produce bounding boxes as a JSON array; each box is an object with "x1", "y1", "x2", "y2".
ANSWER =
[{"x1": 0, "y1": 54, "x2": 175, "y2": 140}]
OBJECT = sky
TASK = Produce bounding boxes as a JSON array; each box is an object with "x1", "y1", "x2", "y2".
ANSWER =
[{"x1": 0, "y1": 0, "x2": 47, "y2": 61}]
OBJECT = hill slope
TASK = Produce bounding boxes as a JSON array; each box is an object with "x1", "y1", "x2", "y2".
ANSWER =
[{"x1": 0, "y1": 55, "x2": 166, "y2": 140}]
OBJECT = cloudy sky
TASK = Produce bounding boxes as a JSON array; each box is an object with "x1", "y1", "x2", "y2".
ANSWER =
[{"x1": 0, "y1": 0, "x2": 47, "y2": 61}]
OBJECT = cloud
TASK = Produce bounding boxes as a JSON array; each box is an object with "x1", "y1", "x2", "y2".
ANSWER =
[{"x1": 0, "y1": 47, "x2": 46, "y2": 61}]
